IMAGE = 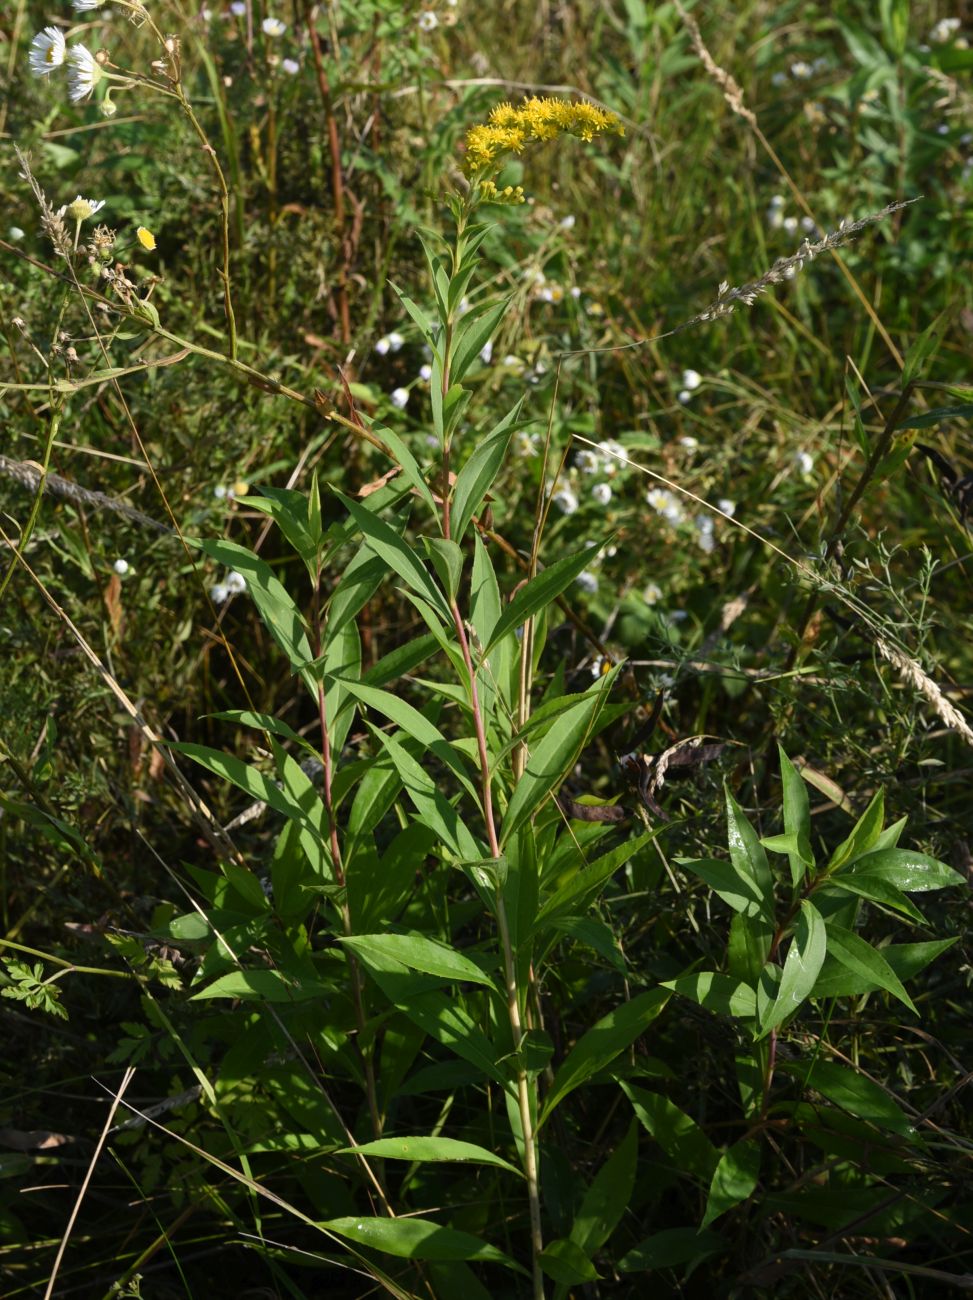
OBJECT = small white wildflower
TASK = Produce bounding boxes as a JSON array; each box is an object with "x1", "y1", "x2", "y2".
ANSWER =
[
  {"x1": 213, "y1": 485, "x2": 227, "y2": 499},
  {"x1": 113, "y1": 558, "x2": 130, "y2": 575},
  {"x1": 604, "y1": 543, "x2": 618, "y2": 558},
  {"x1": 230, "y1": 1, "x2": 245, "y2": 13},
  {"x1": 767, "y1": 206, "x2": 784, "y2": 230},
  {"x1": 569, "y1": 285, "x2": 582, "y2": 299},
  {"x1": 717, "y1": 498, "x2": 736, "y2": 517},
  {"x1": 226, "y1": 570, "x2": 247, "y2": 594},
  {"x1": 479, "y1": 338, "x2": 493, "y2": 364},
  {"x1": 262, "y1": 16, "x2": 286, "y2": 37},
  {"x1": 503, "y1": 353, "x2": 524, "y2": 370},
  {"x1": 200, "y1": 6, "x2": 213, "y2": 19},
  {"x1": 29, "y1": 27, "x2": 67, "y2": 78},
  {"x1": 681, "y1": 368, "x2": 702, "y2": 390},
  {"x1": 592, "y1": 482, "x2": 612, "y2": 505},
  {"x1": 771, "y1": 70, "x2": 788, "y2": 87},
  {"x1": 930, "y1": 17, "x2": 962, "y2": 43},
  {"x1": 783, "y1": 215, "x2": 799, "y2": 234},
  {"x1": 576, "y1": 449, "x2": 600, "y2": 474},
  {"x1": 552, "y1": 487, "x2": 579, "y2": 515},
  {"x1": 9, "y1": 227, "x2": 25, "y2": 241},
  {"x1": 695, "y1": 513, "x2": 714, "y2": 536},
  {"x1": 647, "y1": 487, "x2": 681, "y2": 521},
  {"x1": 387, "y1": 330, "x2": 405, "y2": 352},
  {"x1": 769, "y1": 194, "x2": 785, "y2": 208},
  {"x1": 669, "y1": 610, "x2": 689, "y2": 623},
  {"x1": 66, "y1": 45, "x2": 103, "y2": 103},
  {"x1": 643, "y1": 581, "x2": 662, "y2": 606},
  {"x1": 418, "y1": 10, "x2": 438, "y2": 31},
  {"x1": 375, "y1": 335, "x2": 392, "y2": 355},
  {"x1": 210, "y1": 583, "x2": 230, "y2": 604},
  {"x1": 575, "y1": 569, "x2": 598, "y2": 594},
  {"x1": 800, "y1": 215, "x2": 816, "y2": 232},
  {"x1": 794, "y1": 449, "x2": 814, "y2": 475},
  {"x1": 790, "y1": 60, "x2": 813, "y2": 79},
  {"x1": 73, "y1": 0, "x2": 103, "y2": 9},
  {"x1": 699, "y1": 531, "x2": 716, "y2": 553},
  {"x1": 560, "y1": 214, "x2": 576, "y2": 230},
  {"x1": 677, "y1": 389, "x2": 692, "y2": 405},
  {"x1": 390, "y1": 386, "x2": 409, "y2": 409},
  {"x1": 590, "y1": 654, "x2": 609, "y2": 678},
  {"x1": 679, "y1": 435, "x2": 699, "y2": 450},
  {"x1": 597, "y1": 439, "x2": 626, "y2": 475},
  {"x1": 419, "y1": 362, "x2": 432, "y2": 381},
  {"x1": 936, "y1": 122, "x2": 950, "y2": 135},
  {"x1": 281, "y1": 58, "x2": 300, "y2": 75},
  {"x1": 60, "y1": 194, "x2": 106, "y2": 222}
]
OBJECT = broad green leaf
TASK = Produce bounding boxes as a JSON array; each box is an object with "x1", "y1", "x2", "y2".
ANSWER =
[
  {"x1": 532, "y1": 833, "x2": 654, "y2": 935},
  {"x1": 450, "y1": 401, "x2": 524, "y2": 541},
  {"x1": 725, "y1": 785, "x2": 774, "y2": 917},
  {"x1": 245, "y1": 485, "x2": 317, "y2": 568},
  {"x1": 840, "y1": 847, "x2": 965, "y2": 892},
  {"x1": 700, "y1": 1139, "x2": 761, "y2": 1228},
  {"x1": 348, "y1": 823, "x2": 436, "y2": 932},
  {"x1": 450, "y1": 298, "x2": 509, "y2": 383},
  {"x1": 779, "y1": 745, "x2": 813, "y2": 886},
  {"x1": 323, "y1": 1216, "x2": 522, "y2": 1269},
  {"x1": 570, "y1": 1120, "x2": 638, "y2": 1254},
  {"x1": 340, "y1": 934, "x2": 498, "y2": 992},
  {"x1": 826, "y1": 788, "x2": 885, "y2": 872},
  {"x1": 661, "y1": 971, "x2": 757, "y2": 1020},
  {"x1": 824, "y1": 872, "x2": 926, "y2": 923},
  {"x1": 820, "y1": 923, "x2": 917, "y2": 1014},
  {"x1": 760, "y1": 900, "x2": 826, "y2": 1036},
  {"x1": 335, "y1": 1136, "x2": 521, "y2": 1176},
  {"x1": 501, "y1": 666, "x2": 619, "y2": 847},
  {"x1": 328, "y1": 545, "x2": 389, "y2": 637},
  {"x1": 811, "y1": 937, "x2": 956, "y2": 999},
  {"x1": 371, "y1": 419, "x2": 437, "y2": 514},
  {"x1": 538, "y1": 1238, "x2": 599, "y2": 1284},
  {"x1": 540, "y1": 988, "x2": 670, "y2": 1125},
  {"x1": 422, "y1": 537, "x2": 464, "y2": 602},
  {"x1": 190, "y1": 969, "x2": 329, "y2": 1002},
  {"x1": 800, "y1": 1060, "x2": 914, "y2": 1136},
  {"x1": 553, "y1": 915, "x2": 625, "y2": 971},
  {"x1": 678, "y1": 856, "x2": 772, "y2": 918},
  {"x1": 376, "y1": 727, "x2": 481, "y2": 861},
  {"x1": 334, "y1": 489, "x2": 450, "y2": 622},
  {"x1": 622, "y1": 1082, "x2": 719, "y2": 1180},
  {"x1": 401, "y1": 991, "x2": 508, "y2": 1087},
  {"x1": 727, "y1": 911, "x2": 774, "y2": 985},
  {"x1": 362, "y1": 632, "x2": 439, "y2": 688},
  {"x1": 485, "y1": 542, "x2": 606, "y2": 653},
  {"x1": 618, "y1": 1227, "x2": 726, "y2": 1273}
]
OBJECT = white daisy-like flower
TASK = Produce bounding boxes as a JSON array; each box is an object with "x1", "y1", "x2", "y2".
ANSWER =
[
  {"x1": 576, "y1": 449, "x2": 600, "y2": 474},
  {"x1": 769, "y1": 194, "x2": 785, "y2": 208},
  {"x1": 226, "y1": 570, "x2": 247, "y2": 594},
  {"x1": 210, "y1": 582, "x2": 230, "y2": 604},
  {"x1": 419, "y1": 363, "x2": 432, "y2": 381},
  {"x1": 281, "y1": 58, "x2": 300, "y2": 75},
  {"x1": 647, "y1": 487, "x2": 684, "y2": 524},
  {"x1": 479, "y1": 339, "x2": 493, "y2": 364},
  {"x1": 113, "y1": 558, "x2": 130, "y2": 575},
  {"x1": 67, "y1": 45, "x2": 103, "y2": 103},
  {"x1": 375, "y1": 335, "x2": 392, "y2": 355},
  {"x1": 790, "y1": 60, "x2": 813, "y2": 79},
  {"x1": 679, "y1": 435, "x2": 699, "y2": 450},
  {"x1": 783, "y1": 215, "x2": 799, "y2": 234},
  {"x1": 552, "y1": 487, "x2": 579, "y2": 515},
  {"x1": 677, "y1": 389, "x2": 692, "y2": 405},
  {"x1": 417, "y1": 10, "x2": 438, "y2": 30},
  {"x1": 575, "y1": 569, "x2": 598, "y2": 594},
  {"x1": 390, "y1": 387, "x2": 409, "y2": 409},
  {"x1": 931, "y1": 17, "x2": 961, "y2": 43},
  {"x1": 59, "y1": 194, "x2": 106, "y2": 222},
  {"x1": 560, "y1": 214, "x2": 576, "y2": 230},
  {"x1": 29, "y1": 27, "x2": 66, "y2": 78},
  {"x1": 230, "y1": 1, "x2": 246, "y2": 14},
  {"x1": 643, "y1": 581, "x2": 662, "y2": 606},
  {"x1": 569, "y1": 285, "x2": 582, "y2": 299},
  {"x1": 73, "y1": 0, "x2": 103, "y2": 10},
  {"x1": 592, "y1": 482, "x2": 612, "y2": 505},
  {"x1": 9, "y1": 227, "x2": 25, "y2": 241},
  {"x1": 717, "y1": 498, "x2": 736, "y2": 517},
  {"x1": 597, "y1": 439, "x2": 627, "y2": 474},
  {"x1": 262, "y1": 16, "x2": 286, "y2": 37},
  {"x1": 387, "y1": 330, "x2": 405, "y2": 352},
  {"x1": 794, "y1": 450, "x2": 814, "y2": 475},
  {"x1": 213, "y1": 484, "x2": 227, "y2": 499},
  {"x1": 681, "y1": 368, "x2": 702, "y2": 390}
]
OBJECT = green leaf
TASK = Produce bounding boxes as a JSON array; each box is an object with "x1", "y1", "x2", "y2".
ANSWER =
[
  {"x1": 450, "y1": 298, "x2": 509, "y2": 383},
  {"x1": 323, "y1": 1216, "x2": 522, "y2": 1270},
  {"x1": 340, "y1": 934, "x2": 498, "y2": 992},
  {"x1": 501, "y1": 666, "x2": 619, "y2": 847},
  {"x1": 375, "y1": 728, "x2": 481, "y2": 861},
  {"x1": 400, "y1": 991, "x2": 508, "y2": 1087},
  {"x1": 622, "y1": 1082, "x2": 719, "y2": 1180},
  {"x1": 371, "y1": 419, "x2": 437, "y2": 514},
  {"x1": 824, "y1": 872, "x2": 926, "y2": 923},
  {"x1": 540, "y1": 989, "x2": 670, "y2": 1125},
  {"x1": 553, "y1": 915, "x2": 625, "y2": 971},
  {"x1": 826, "y1": 788, "x2": 885, "y2": 872},
  {"x1": 727, "y1": 911, "x2": 774, "y2": 985},
  {"x1": 533, "y1": 833, "x2": 654, "y2": 935},
  {"x1": 800, "y1": 1060, "x2": 914, "y2": 1136},
  {"x1": 328, "y1": 546, "x2": 389, "y2": 638},
  {"x1": 700, "y1": 1139, "x2": 761, "y2": 1228},
  {"x1": 821, "y1": 924, "x2": 918, "y2": 1013},
  {"x1": 569, "y1": 1120, "x2": 638, "y2": 1253},
  {"x1": 450, "y1": 402, "x2": 524, "y2": 541},
  {"x1": 538, "y1": 1238, "x2": 599, "y2": 1285},
  {"x1": 895, "y1": 402, "x2": 973, "y2": 430},
  {"x1": 485, "y1": 542, "x2": 606, "y2": 653},
  {"x1": 333, "y1": 489, "x2": 450, "y2": 623},
  {"x1": 190, "y1": 969, "x2": 329, "y2": 1002},
  {"x1": 779, "y1": 746, "x2": 813, "y2": 886},
  {"x1": 334, "y1": 1136, "x2": 521, "y2": 1176},
  {"x1": 725, "y1": 785, "x2": 774, "y2": 916},
  {"x1": 760, "y1": 900, "x2": 826, "y2": 1036},
  {"x1": 421, "y1": 537, "x2": 464, "y2": 602},
  {"x1": 678, "y1": 857, "x2": 772, "y2": 919},
  {"x1": 661, "y1": 971, "x2": 757, "y2": 1019},
  {"x1": 246, "y1": 485, "x2": 318, "y2": 569},
  {"x1": 811, "y1": 937, "x2": 956, "y2": 999},
  {"x1": 618, "y1": 1227, "x2": 726, "y2": 1273},
  {"x1": 840, "y1": 847, "x2": 965, "y2": 892}
]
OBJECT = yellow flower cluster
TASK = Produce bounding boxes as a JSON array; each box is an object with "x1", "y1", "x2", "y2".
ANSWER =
[
  {"x1": 478, "y1": 180, "x2": 526, "y2": 205},
  {"x1": 463, "y1": 96, "x2": 624, "y2": 176}
]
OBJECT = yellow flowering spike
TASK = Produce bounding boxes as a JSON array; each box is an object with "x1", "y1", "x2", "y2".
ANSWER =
[
  {"x1": 136, "y1": 226, "x2": 156, "y2": 251},
  {"x1": 463, "y1": 95, "x2": 623, "y2": 178}
]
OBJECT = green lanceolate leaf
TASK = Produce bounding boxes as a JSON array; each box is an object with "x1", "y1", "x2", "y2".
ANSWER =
[
  {"x1": 328, "y1": 545, "x2": 390, "y2": 638},
  {"x1": 817, "y1": 924, "x2": 918, "y2": 1014},
  {"x1": 322, "y1": 1216, "x2": 523, "y2": 1270},
  {"x1": 540, "y1": 988, "x2": 670, "y2": 1125},
  {"x1": 799, "y1": 1059, "x2": 914, "y2": 1136},
  {"x1": 485, "y1": 541, "x2": 607, "y2": 653},
  {"x1": 811, "y1": 937, "x2": 956, "y2": 1000},
  {"x1": 725, "y1": 784, "x2": 775, "y2": 917},
  {"x1": 837, "y1": 847, "x2": 965, "y2": 892},
  {"x1": 823, "y1": 872, "x2": 926, "y2": 923},
  {"x1": 450, "y1": 298, "x2": 510, "y2": 384},
  {"x1": 826, "y1": 787, "x2": 885, "y2": 872},
  {"x1": 190, "y1": 969, "x2": 330, "y2": 1002},
  {"x1": 532, "y1": 833, "x2": 654, "y2": 935},
  {"x1": 246, "y1": 485, "x2": 318, "y2": 570},
  {"x1": 622, "y1": 1082, "x2": 719, "y2": 1180},
  {"x1": 700, "y1": 1139, "x2": 761, "y2": 1228},
  {"x1": 678, "y1": 857, "x2": 772, "y2": 919},
  {"x1": 538, "y1": 1238, "x2": 600, "y2": 1284},
  {"x1": 333, "y1": 489, "x2": 451, "y2": 623},
  {"x1": 501, "y1": 665, "x2": 619, "y2": 847},
  {"x1": 371, "y1": 419, "x2": 437, "y2": 514},
  {"x1": 335, "y1": 1136, "x2": 521, "y2": 1176},
  {"x1": 618, "y1": 1227, "x2": 726, "y2": 1273},
  {"x1": 340, "y1": 934, "x2": 498, "y2": 992},
  {"x1": 569, "y1": 1119, "x2": 638, "y2": 1254},
  {"x1": 661, "y1": 971, "x2": 757, "y2": 1020},
  {"x1": 450, "y1": 401, "x2": 525, "y2": 541},
  {"x1": 760, "y1": 899, "x2": 826, "y2": 1036},
  {"x1": 375, "y1": 727, "x2": 481, "y2": 861},
  {"x1": 421, "y1": 536, "x2": 464, "y2": 602},
  {"x1": 727, "y1": 911, "x2": 774, "y2": 985},
  {"x1": 779, "y1": 746, "x2": 813, "y2": 886}
]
